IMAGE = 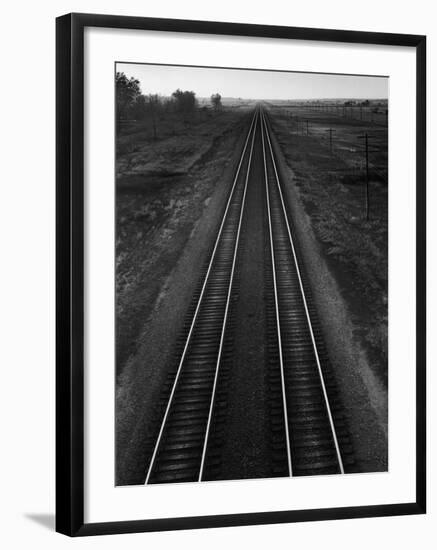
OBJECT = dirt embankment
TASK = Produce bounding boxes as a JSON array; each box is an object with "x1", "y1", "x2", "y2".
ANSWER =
[
  {"x1": 116, "y1": 108, "x2": 253, "y2": 484},
  {"x1": 266, "y1": 110, "x2": 388, "y2": 473}
]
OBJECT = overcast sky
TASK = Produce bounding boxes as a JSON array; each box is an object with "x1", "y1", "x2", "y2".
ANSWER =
[{"x1": 116, "y1": 62, "x2": 388, "y2": 100}]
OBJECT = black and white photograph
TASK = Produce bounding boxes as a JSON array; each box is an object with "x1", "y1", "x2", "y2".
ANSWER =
[
  {"x1": 1, "y1": 0, "x2": 431, "y2": 543},
  {"x1": 115, "y1": 63, "x2": 388, "y2": 486}
]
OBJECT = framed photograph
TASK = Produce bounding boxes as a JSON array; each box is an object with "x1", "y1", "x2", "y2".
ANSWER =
[{"x1": 56, "y1": 12, "x2": 426, "y2": 536}]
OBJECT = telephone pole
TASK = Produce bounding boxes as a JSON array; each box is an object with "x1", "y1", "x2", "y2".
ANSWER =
[
  {"x1": 327, "y1": 128, "x2": 335, "y2": 155},
  {"x1": 358, "y1": 132, "x2": 375, "y2": 221},
  {"x1": 365, "y1": 133, "x2": 369, "y2": 221}
]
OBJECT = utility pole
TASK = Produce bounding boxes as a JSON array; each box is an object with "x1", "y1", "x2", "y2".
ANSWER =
[
  {"x1": 328, "y1": 128, "x2": 334, "y2": 155},
  {"x1": 357, "y1": 132, "x2": 382, "y2": 221},
  {"x1": 365, "y1": 133, "x2": 370, "y2": 221}
]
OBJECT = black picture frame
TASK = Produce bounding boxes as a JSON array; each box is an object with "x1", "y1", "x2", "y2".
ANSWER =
[{"x1": 56, "y1": 12, "x2": 426, "y2": 536}]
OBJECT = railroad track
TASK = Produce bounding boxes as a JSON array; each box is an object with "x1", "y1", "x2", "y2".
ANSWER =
[
  {"x1": 261, "y1": 110, "x2": 353, "y2": 476},
  {"x1": 144, "y1": 109, "x2": 259, "y2": 484},
  {"x1": 143, "y1": 107, "x2": 353, "y2": 484}
]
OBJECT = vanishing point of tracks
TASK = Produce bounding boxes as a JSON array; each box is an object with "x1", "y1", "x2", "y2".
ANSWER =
[{"x1": 144, "y1": 107, "x2": 353, "y2": 484}]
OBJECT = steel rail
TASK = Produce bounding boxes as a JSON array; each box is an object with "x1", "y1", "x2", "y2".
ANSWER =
[
  {"x1": 198, "y1": 109, "x2": 259, "y2": 481},
  {"x1": 261, "y1": 109, "x2": 345, "y2": 474},
  {"x1": 261, "y1": 114, "x2": 293, "y2": 477},
  {"x1": 144, "y1": 109, "x2": 259, "y2": 484}
]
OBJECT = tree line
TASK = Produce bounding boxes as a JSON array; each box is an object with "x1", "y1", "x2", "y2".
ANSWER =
[{"x1": 116, "y1": 72, "x2": 222, "y2": 131}]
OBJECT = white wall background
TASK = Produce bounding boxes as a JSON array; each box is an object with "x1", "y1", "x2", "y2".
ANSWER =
[{"x1": 0, "y1": 0, "x2": 434, "y2": 547}]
